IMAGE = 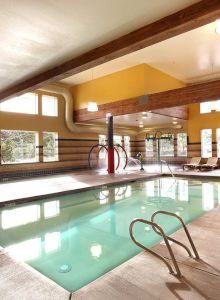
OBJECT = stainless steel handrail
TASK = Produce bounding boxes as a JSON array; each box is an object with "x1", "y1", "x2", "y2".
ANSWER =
[
  {"x1": 160, "y1": 160, "x2": 175, "y2": 178},
  {"x1": 129, "y1": 218, "x2": 182, "y2": 277},
  {"x1": 151, "y1": 211, "x2": 200, "y2": 259}
]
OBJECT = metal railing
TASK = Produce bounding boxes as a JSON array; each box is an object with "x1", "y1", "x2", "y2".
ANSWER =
[
  {"x1": 160, "y1": 160, "x2": 175, "y2": 178},
  {"x1": 151, "y1": 211, "x2": 200, "y2": 259},
  {"x1": 129, "y1": 218, "x2": 182, "y2": 276},
  {"x1": 129, "y1": 211, "x2": 199, "y2": 277}
]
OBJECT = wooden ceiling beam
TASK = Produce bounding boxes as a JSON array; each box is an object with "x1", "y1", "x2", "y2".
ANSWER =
[
  {"x1": 1, "y1": 0, "x2": 220, "y2": 101},
  {"x1": 73, "y1": 78, "x2": 220, "y2": 122}
]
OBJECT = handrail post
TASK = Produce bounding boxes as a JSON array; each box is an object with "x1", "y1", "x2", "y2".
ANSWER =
[
  {"x1": 129, "y1": 218, "x2": 182, "y2": 277},
  {"x1": 151, "y1": 211, "x2": 200, "y2": 260}
]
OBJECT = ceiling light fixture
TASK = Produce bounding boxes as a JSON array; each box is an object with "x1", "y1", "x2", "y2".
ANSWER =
[
  {"x1": 139, "y1": 124, "x2": 144, "y2": 128},
  {"x1": 87, "y1": 68, "x2": 98, "y2": 112},
  {"x1": 172, "y1": 121, "x2": 178, "y2": 124},
  {"x1": 87, "y1": 101, "x2": 98, "y2": 112},
  {"x1": 215, "y1": 19, "x2": 220, "y2": 35},
  {"x1": 142, "y1": 112, "x2": 147, "y2": 115},
  {"x1": 142, "y1": 116, "x2": 147, "y2": 119}
]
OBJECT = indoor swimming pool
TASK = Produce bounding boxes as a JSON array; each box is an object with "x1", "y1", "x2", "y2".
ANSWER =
[{"x1": 0, "y1": 177, "x2": 219, "y2": 292}]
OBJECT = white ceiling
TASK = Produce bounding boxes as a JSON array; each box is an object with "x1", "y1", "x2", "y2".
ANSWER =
[
  {"x1": 62, "y1": 21, "x2": 220, "y2": 85},
  {"x1": 92, "y1": 112, "x2": 185, "y2": 129},
  {"x1": 0, "y1": 0, "x2": 199, "y2": 91}
]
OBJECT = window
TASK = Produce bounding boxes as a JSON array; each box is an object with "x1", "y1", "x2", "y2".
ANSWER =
[
  {"x1": 124, "y1": 136, "x2": 130, "y2": 156},
  {"x1": 145, "y1": 135, "x2": 154, "y2": 157},
  {"x1": 42, "y1": 95, "x2": 58, "y2": 116},
  {"x1": 201, "y1": 129, "x2": 212, "y2": 158},
  {"x1": 160, "y1": 134, "x2": 174, "y2": 157},
  {"x1": 0, "y1": 93, "x2": 38, "y2": 114},
  {"x1": 200, "y1": 100, "x2": 220, "y2": 114},
  {"x1": 113, "y1": 135, "x2": 122, "y2": 145},
  {"x1": 177, "y1": 133, "x2": 187, "y2": 156},
  {"x1": 43, "y1": 132, "x2": 58, "y2": 162},
  {"x1": 1, "y1": 130, "x2": 39, "y2": 164},
  {"x1": 99, "y1": 135, "x2": 106, "y2": 145},
  {"x1": 217, "y1": 129, "x2": 220, "y2": 157}
]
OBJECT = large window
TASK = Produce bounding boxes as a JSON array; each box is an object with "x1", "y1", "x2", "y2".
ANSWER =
[
  {"x1": 145, "y1": 136, "x2": 154, "y2": 157},
  {"x1": 124, "y1": 136, "x2": 130, "y2": 156},
  {"x1": 42, "y1": 95, "x2": 58, "y2": 116},
  {"x1": 113, "y1": 135, "x2": 122, "y2": 145},
  {"x1": 200, "y1": 100, "x2": 220, "y2": 114},
  {"x1": 1, "y1": 130, "x2": 38, "y2": 164},
  {"x1": 43, "y1": 132, "x2": 58, "y2": 162},
  {"x1": 217, "y1": 129, "x2": 220, "y2": 157},
  {"x1": 177, "y1": 133, "x2": 187, "y2": 156},
  {"x1": 160, "y1": 134, "x2": 174, "y2": 157},
  {"x1": 201, "y1": 129, "x2": 212, "y2": 158},
  {"x1": 0, "y1": 93, "x2": 38, "y2": 115},
  {"x1": 99, "y1": 135, "x2": 106, "y2": 145}
]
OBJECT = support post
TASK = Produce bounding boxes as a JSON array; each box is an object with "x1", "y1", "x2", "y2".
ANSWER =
[{"x1": 107, "y1": 114, "x2": 115, "y2": 174}]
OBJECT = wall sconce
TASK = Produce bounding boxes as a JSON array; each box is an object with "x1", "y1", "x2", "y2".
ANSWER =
[{"x1": 87, "y1": 101, "x2": 98, "y2": 112}]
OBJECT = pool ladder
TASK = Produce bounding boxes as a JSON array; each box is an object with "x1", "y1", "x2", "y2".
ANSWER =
[
  {"x1": 160, "y1": 160, "x2": 175, "y2": 178},
  {"x1": 129, "y1": 211, "x2": 200, "y2": 277}
]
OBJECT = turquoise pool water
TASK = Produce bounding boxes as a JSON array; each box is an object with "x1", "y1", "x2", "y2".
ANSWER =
[{"x1": 0, "y1": 177, "x2": 219, "y2": 292}]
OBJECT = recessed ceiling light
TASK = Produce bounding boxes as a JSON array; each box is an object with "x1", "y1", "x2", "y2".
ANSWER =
[
  {"x1": 215, "y1": 19, "x2": 220, "y2": 35},
  {"x1": 142, "y1": 112, "x2": 147, "y2": 115},
  {"x1": 172, "y1": 121, "x2": 178, "y2": 124},
  {"x1": 142, "y1": 116, "x2": 147, "y2": 119},
  {"x1": 139, "y1": 124, "x2": 144, "y2": 128}
]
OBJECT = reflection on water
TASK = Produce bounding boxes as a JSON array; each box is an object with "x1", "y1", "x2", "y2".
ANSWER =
[
  {"x1": 2, "y1": 205, "x2": 40, "y2": 229},
  {"x1": 45, "y1": 232, "x2": 61, "y2": 254},
  {"x1": 202, "y1": 183, "x2": 214, "y2": 211},
  {"x1": 6, "y1": 238, "x2": 41, "y2": 261},
  {"x1": 44, "y1": 200, "x2": 60, "y2": 218},
  {"x1": 0, "y1": 178, "x2": 220, "y2": 292}
]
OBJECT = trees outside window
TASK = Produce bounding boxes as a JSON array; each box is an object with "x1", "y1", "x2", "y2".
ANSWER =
[
  {"x1": 43, "y1": 132, "x2": 58, "y2": 162},
  {"x1": 145, "y1": 135, "x2": 154, "y2": 157},
  {"x1": 177, "y1": 133, "x2": 187, "y2": 156},
  {"x1": 1, "y1": 130, "x2": 38, "y2": 164},
  {"x1": 159, "y1": 134, "x2": 174, "y2": 157}
]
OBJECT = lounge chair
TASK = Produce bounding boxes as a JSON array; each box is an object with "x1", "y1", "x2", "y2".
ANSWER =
[
  {"x1": 182, "y1": 157, "x2": 201, "y2": 170},
  {"x1": 199, "y1": 157, "x2": 218, "y2": 171}
]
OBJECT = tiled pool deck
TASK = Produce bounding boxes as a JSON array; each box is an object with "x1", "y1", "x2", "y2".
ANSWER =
[{"x1": 1, "y1": 167, "x2": 220, "y2": 299}]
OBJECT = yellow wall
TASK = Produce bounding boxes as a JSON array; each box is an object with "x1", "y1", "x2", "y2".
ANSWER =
[
  {"x1": 0, "y1": 91, "x2": 98, "y2": 143},
  {"x1": 72, "y1": 64, "x2": 185, "y2": 110},
  {"x1": 188, "y1": 103, "x2": 220, "y2": 143},
  {"x1": 0, "y1": 64, "x2": 186, "y2": 144}
]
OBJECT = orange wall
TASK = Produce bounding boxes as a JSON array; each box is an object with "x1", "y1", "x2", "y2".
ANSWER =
[
  {"x1": 72, "y1": 64, "x2": 185, "y2": 110},
  {"x1": 188, "y1": 103, "x2": 220, "y2": 143},
  {"x1": 0, "y1": 91, "x2": 98, "y2": 143}
]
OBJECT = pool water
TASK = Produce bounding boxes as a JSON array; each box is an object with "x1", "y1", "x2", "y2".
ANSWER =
[{"x1": 0, "y1": 177, "x2": 219, "y2": 292}]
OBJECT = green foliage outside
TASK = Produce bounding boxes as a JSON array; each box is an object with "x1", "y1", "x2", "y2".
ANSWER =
[
  {"x1": 43, "y1": 132, "x2": 57, "y2": 161},
  {"x1": 1, "y1": 130, "x2": 37, "y2": 163}
]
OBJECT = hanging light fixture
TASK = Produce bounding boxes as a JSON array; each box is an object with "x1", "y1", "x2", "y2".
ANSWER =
[
  {"x1": 87, "y1": 101, "x2": 98, "y2": 112},
  {"x1": 87, "y1": 68, "x2": 98, "y2": 112}
]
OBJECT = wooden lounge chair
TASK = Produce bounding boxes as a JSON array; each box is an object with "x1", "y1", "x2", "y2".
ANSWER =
[
  {"x1": 199, "y1": 157, "x2": 218, "y2": 171},
  {"x1": 182, "y1": 157, "x2": 201, "y2": 170}
]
